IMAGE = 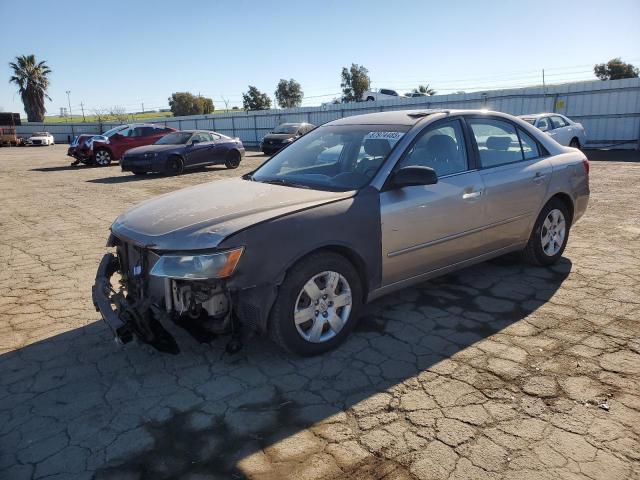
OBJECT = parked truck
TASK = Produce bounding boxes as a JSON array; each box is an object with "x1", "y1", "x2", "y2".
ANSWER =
[{"x1": 0, "y1": 113, "x2": 24, "y2": 147}]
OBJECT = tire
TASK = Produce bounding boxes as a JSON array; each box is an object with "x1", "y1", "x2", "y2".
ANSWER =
[
  {"x1": 569, "y1": 138, "x2": 580, "y2": 149},
  {"x1": 165, "y1": 156, "x2": 184, "y2": 175},
  {"x1": 94, "y1": 148, "x2": 112, "y2": 166},
  {"x1": 522, "y1": 198, "x2": 571, "y2": 266},
  {"x1": 225, "y1": 150, "x2": 241, "y2": 169},
  {"x1": 269, "y1": 251, "x2": 363, "y2": 356}
]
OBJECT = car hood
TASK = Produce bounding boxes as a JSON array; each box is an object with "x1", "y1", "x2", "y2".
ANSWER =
[
  {"x1": 125, "y1": 144, "x2": 181, "y2": 155},
  {"x1": 111, "y1": 178, "x2": 355, "y2": 250},
  {"x1": 30, "y1": 136, "x2": 51, "y2": 139},
  {"x1": 263, "y1": 133, "x2": 295, "y2": 141}
]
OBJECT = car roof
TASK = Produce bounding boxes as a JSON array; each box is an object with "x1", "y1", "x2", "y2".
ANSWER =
[
  {"x1": 326, "y1": 109, "x2": 464, "y2": 126},
  {"x1": 519, "y1": 113, "x2": 564, "y2": 119}
]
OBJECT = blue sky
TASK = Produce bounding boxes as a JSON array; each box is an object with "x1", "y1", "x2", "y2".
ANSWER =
[{"x1": 1, "y1": 0, "x2": 639, "y2": 117}]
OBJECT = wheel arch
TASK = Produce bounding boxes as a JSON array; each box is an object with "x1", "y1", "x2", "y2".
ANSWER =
[{"x1": 546, "y1": 191, "x2": 575, "y2": 225}]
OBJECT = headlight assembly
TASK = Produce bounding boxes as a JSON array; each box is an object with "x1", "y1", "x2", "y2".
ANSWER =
[{"x1": 150, "y1": 247, "x2": 244, "y2": 280}]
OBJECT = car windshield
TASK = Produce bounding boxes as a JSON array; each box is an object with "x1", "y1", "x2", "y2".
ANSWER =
[
  {"x1": 522, "y1": 118, "x2": 536, "y2": 125},
  {"x1": 155, "y1": 132, "x2": 192, "y2": 145},
  {"x1": 250, "y1": 124, "x2": 410, "y2": 191},
  {"x1": 33, "y1": 132, "x2": 48, "y2": 136},
  {"x1": 102, "y1": 125, "x2": 127, "y2": 138},
  {"x1": 272, "y1": 124, "x2": 300, "y2": 134}
]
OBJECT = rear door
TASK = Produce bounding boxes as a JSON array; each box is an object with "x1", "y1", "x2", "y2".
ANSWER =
[
  {"x1": 380, "y1": 118, "x2": 487, "y2": 286},
  {"x1": 549, "y1": 115, "x2": 571, "y2": 146},
  {"x1": 466, "y1": 116, "x2": 552, "y2": 251}
]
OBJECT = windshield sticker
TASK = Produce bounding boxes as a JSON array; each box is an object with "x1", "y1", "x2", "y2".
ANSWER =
[{"x1": 364, "y1": 131, "x2": 405, "y2": 142}]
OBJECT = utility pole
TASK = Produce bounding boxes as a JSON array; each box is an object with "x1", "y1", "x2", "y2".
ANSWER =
[
  {"x1": 141, "y1": 101, "x2": 144, "y2": 113},
  {"x1": 66, "y1": 90, "x2": 74, "y2": 138},
  {"x1": 80, "y1": 101, "x2": 86, "y2": 122},
  {"x1": 542, "y1": 69, "x2": 547, "y2": 104}
]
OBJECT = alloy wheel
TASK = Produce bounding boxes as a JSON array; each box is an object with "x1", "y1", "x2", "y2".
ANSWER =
[
  {"x1": 541, "y1": 208, "x2": 566, "y2": 256},
  {"x1": 293, "y1": 271, "x2": 352, "y2": 343},
  {"x1": 95, "y1": 150, "x2": 111, "y2": 166}
]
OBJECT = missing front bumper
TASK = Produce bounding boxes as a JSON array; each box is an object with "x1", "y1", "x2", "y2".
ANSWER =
[{"x1": 92, "y1": 253, "x2": 179, "y2": 353}]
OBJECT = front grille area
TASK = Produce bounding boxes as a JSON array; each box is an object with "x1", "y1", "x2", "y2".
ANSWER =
[{"x1": 32, "y1": 139, "x2": 42, "y2": 145}]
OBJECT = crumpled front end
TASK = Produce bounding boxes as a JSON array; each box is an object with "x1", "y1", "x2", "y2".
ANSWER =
[{"x1": 92, "y1": 234, "x2": 234, "y2": 353}]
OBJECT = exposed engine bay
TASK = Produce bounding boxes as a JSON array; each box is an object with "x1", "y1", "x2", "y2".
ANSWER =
[{"x1": 92, "y1": 235, "x2": 239, "y2": 354}]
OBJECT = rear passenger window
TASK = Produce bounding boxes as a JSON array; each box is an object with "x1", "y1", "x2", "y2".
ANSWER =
[
  {"x1": 537, "y1": 117, "x2": 551, "y2": 132},
  {"x1": 398, "y1": 120, "x2": 468, "y2": 177},
  {"x1": 468, "y1": 118, "x2": 523, "y2": 168},
  {"x1": 518, "y1": 129, "x2": 540, "y2": 159}
]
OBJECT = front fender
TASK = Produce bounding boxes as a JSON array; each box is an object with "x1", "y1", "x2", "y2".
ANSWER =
[{"x1": 218, "y1": 187, "x2": 382, "y2": 331}]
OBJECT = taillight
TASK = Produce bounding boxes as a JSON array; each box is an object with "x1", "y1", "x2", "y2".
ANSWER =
[{"x1": 582, "y1": 159, "x2": 590, "y2": 176}]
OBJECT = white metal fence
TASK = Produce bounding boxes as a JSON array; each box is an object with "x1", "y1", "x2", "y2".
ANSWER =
[{"x1": 17, "y1": 78, "x2": 640, "y2": 149}]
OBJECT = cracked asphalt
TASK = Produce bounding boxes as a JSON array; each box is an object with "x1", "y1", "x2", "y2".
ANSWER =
[{"x1": 1, "y1": 145, "x2": 639, "y2": 480}]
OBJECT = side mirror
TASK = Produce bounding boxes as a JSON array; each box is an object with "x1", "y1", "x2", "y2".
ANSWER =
[{"x1": 388, "y1": 166, "x2": 438, "y2": 189}]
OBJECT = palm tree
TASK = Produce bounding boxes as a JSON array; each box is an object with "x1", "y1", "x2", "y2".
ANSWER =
[
  {"x1": 9, "y1": 55, "x2": 52, "y2": 122},
  {"x1": 414, "y1": 84, "x2": 436, "y2": 96}
]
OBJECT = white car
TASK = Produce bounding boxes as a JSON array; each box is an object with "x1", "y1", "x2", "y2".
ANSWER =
[
  {"x1": 363, "y1": 88, "x2": 408, "y2": 102},
  {"x1": 519, "y1": 114, "x2": 586, "y2": 149},
  {"x1": 27, "y1": 132, "x2": 55, "y2": 146}
]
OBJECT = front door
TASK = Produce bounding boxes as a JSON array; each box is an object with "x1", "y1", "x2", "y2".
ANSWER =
[
  {"x1": 380, "y1": 118, "x2": 487, "y2": 286},
  {"x1": 185, "y1": 132, "x2": 213, "y2": 166},
  {"x1": 466, "y1": 116, "x2": 552, "y2": 251}
]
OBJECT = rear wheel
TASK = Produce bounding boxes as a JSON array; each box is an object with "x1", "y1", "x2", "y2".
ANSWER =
[
  {"x1": 269, "y1": 252, "x2": 362, "y2": 356},
  {"x1": 165, "y1": 156, "x2": 184, "y2": 175},
  {"x1": 225, "y1": 150, "x2": 241, "y2": 169},
  {"x1": 569, "y1": 138, "x2": 580, "y2": 149},
  {"x1": 94, "y1": 149, "x2": 112, "y2": 166},
  {"x1": 523, "y1": 199, "x2": 570, "y2": 266}
]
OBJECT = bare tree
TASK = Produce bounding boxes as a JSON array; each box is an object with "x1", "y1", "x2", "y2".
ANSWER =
[
  {"x1": 92, "y1": 108, "x2": 110, "y2": 133},
  {"x1": 110, "y1": 106, "x2": 129, "y2": 124}
]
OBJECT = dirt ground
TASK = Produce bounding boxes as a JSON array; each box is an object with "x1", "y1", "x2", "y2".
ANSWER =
[{"x1": 0, "y1": 145, "x2": 639, "y2": 480}]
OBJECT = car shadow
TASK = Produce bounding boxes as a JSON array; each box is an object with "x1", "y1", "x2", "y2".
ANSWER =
[
  {"x1": 86, "y1": 166, "x2": 232, "y2": 184},
  {"x1": 31, "y1": 165, "x2": 96, "y2": 172},
  {"x1": 0, "y1": 256, "x2": 572, "y2": 478}
]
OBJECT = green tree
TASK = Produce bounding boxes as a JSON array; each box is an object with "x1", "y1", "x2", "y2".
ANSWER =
[
  {"x1": 9, "y1": 54, "x2": 52, "y2": 122},
  {"x1": 594, "y1": 58, "x2": 639, "y2": 80},
  {"x1": 168, "y1": 92, "x2": 215, "y2": 116},
  {"x1": 242, "y1": 86, "x2": 271, "y2": 110},
  {"x1": 341, "y1": 64, "x2": 370, "y2": 102},
  {"x1": 413, "y1": 84, "x2": 436, "y2": 95},
  {"x1": 200, "y1": 97, "x2": 214, "y2": 114},
  {"x1": 275, "y1": 79, "x2": 304, "y2": 108}
]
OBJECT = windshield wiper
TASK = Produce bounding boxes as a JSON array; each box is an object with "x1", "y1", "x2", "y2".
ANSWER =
[{"x1": 259, "y1": 178, "x2": 313, "y2": 189}]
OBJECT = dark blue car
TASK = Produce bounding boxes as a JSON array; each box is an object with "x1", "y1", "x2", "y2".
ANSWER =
[{"x1": 121, "y1": 130, "x2": 245, "y2": 175}]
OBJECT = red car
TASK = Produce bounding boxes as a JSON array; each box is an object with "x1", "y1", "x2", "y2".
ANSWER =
[{"x1": 69, "y1": 124, "x2": 176, "y2": 166}]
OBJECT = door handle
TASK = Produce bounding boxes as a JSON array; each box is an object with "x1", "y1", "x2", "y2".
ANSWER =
[{"x1": 462, "y1": 191, "x2": 482, "y2": 200}]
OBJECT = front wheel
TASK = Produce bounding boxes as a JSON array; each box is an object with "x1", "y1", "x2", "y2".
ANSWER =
[
  {"x1": 269, "y1": 252, "x2": 362, "y2": 356},
  {"x1": 94, "y1": 149, "x2": 112, "y2": 166},
  {"x1": 225, "y1": 150, "x2": 241, "y2": 169},
  {"x1": 523, "y1": 199, "x2": 570, "y2": 266}
]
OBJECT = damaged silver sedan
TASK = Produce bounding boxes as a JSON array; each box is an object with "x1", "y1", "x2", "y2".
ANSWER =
[{"x1": 93, "y1": 109, "x2": 589, "y2": 356}]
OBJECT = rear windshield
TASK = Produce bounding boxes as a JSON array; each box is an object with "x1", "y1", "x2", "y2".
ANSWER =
[
  {"x1": 521, "y1": 118, "x2": 536, "y2": 125},
  {"x1": 272, "y1": 124, "x2": 300, "y2": 134}
]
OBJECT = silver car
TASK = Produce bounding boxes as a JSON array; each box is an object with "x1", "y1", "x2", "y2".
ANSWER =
[{"x1": 93, "y1": 109, "x2": 589, "y2": 356}]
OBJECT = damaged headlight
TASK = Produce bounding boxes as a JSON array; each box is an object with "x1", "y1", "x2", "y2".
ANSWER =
[{"x1": 150, "y1": 247, "x2": 243, "y2": 280}]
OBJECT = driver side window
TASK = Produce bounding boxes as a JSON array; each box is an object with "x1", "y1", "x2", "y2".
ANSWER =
[{"x1": 397, "y1": 120, "x2": 468, "y2": 177}]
